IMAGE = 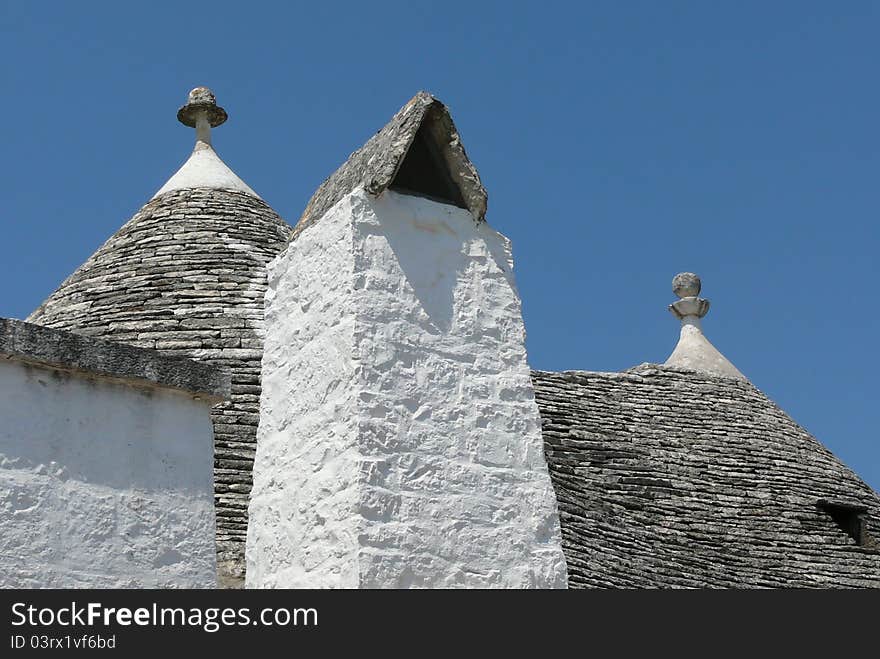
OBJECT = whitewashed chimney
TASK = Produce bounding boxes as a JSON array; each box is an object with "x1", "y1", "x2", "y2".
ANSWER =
[{"x1": 245, "y1": 93, "x2": 567, "y2": 588}]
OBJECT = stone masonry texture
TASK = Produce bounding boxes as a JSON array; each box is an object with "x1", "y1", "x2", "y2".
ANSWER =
[
  {"x1": 246, "y1": 189, "x2": 566, "y2": 588},
  {"x1": 28, "y1": 187, "x2": 291, "y2": 587},
  {"x1": 0, "y1": 356, "x2": 218, "y2": 588}
]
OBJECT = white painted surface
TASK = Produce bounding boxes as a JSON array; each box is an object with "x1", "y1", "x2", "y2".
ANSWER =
[
  {"x1": 153, "y1": 141, "x2": 259, "y2": 199},
  {"x1": 195, "y1": 114, "x2": 212, "y2": 146},
  {"x1": 247, "y1": 188, "x2": 567, "y2": 588},
  {"x1": 665, "y1": 316, "x2": 747, "y2": 380},
  {"x1": 0, "y1": 359, "x2": 217, "y2": 588}
]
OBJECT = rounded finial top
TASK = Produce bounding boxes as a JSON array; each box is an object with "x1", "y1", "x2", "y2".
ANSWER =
[
  {"x1": 177, "y1": 86, "x2": 228, "y2": 128},
  {"x1": 187, "y1": 87, "x2": 216, "y2": 105},
  {"x1": 672, "y1": 272, "x2": 701, "y2": 299}
]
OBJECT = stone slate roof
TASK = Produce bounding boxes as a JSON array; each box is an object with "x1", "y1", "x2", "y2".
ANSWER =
[
  {"x1": 294, "y1": 91, "x2": 487, "y2": 240},
  {"x1": 532, "y1": 365, "x2": 880, "y2": 588},
  {"x1": 28, "y1": 187, "x2": 291, "y2": 587}
]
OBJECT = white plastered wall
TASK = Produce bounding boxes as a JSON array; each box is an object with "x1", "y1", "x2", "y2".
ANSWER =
[
  {"x1": 247, "y1": 188, "x2": 567, "y2": 588},
  {"x1": 0, "y1": 360, "x2": 217, "y2": 588}
]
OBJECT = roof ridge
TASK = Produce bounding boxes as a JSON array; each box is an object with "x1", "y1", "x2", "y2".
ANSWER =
[{"x1": 292, "y1": 91, "x2": 487, "y2": 241}]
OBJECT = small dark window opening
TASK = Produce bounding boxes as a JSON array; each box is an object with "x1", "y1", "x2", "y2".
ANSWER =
[
  {"x1": 389, "y1": 121, "x2": 467, "y2": 209},
  {"x1": 817, "y1": 500, "x2": 868, "y2": 546}
]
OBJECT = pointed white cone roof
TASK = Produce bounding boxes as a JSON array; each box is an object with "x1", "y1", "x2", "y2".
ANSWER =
[
  {"x1": 663, "y1": 272, "x2": 747, "y2": 381},
  {"x1": 152, "y1": 87, "x2": 260, "y2": 200}
]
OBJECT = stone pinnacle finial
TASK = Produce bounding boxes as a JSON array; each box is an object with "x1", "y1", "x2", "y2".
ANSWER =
[
  {"x1": 669, "y1": 272, "x2": 710, "y2": 320},
  {"x1": 152, "y1": 87, "x2": 259, "y2": 199},
  {"x1": 177, "y1": 87, "x2": 228, "y2": 128},
  {"x1": 663, "y1": 272, "x2": 747, "y2": 380}
]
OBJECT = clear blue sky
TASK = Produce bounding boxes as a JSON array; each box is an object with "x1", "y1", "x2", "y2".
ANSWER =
[{"x1": 1, "y1": 2, "x2": 877, "y2": 489}]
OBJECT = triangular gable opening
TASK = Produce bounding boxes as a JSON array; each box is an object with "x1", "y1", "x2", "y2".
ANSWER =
[
  {"x1": 389, "y1": 110, "x2": 467, "y2": 209},
  {"x1": 295, "y1": 92, "x2": 487, "y2": 240}
]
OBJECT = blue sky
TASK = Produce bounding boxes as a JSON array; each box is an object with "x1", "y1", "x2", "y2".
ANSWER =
[{"x1": 1, "y1": 1, "x2": 877, "y2": 489}]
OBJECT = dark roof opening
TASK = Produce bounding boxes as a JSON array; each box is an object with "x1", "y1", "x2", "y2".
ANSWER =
[
  {"x1": 389, "y1": 118, "x2": 467, "y2": 209},
  {"x1": 817, "y1": 500, "x2": 869, "y2": 546}
]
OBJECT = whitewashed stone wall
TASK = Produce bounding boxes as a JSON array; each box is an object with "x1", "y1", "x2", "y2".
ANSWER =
[
  {"x1": 247, "y1": 188, "x2": 567, "y2": 588},
  {"x1": 0, "y1": 359, "x2": 218, "y2": 588}
]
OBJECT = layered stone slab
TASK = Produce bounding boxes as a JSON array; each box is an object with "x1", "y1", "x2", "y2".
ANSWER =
[{"x1": 533, "y1": 365, "x2": 880, "y2": 588}]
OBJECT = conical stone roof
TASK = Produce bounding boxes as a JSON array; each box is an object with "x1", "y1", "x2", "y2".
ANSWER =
[
  {"x1": 28, "y1": 88, "x2": 292, "y2": 588},
  {"x1": 533, "y1": 365, "x2": 880, "y2": 587},
  {"x1": 530, "y1": 275, "x2": 879, "y2": 587}
]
